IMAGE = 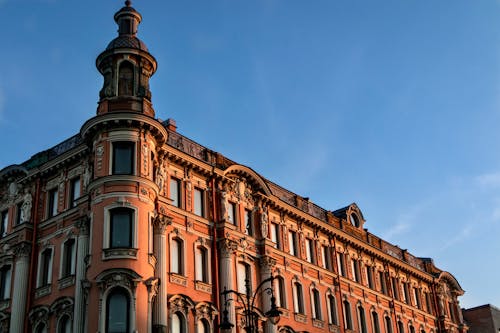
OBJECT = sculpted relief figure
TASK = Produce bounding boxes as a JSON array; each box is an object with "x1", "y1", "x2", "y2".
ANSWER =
[
  {"x1": 156, "y1": 160, "x2": 167, "y2": 194},
  {"x1": 220, "y1": 191, "x2": 229, "y2": 222},
  {"x1": 83, "y1": 162, "x2": 92, "y2": 190},
  {"x1": 260, "y1": 205, "x2": 269, "y2": 238},
  {"x1": 21, "y1": 190, "x2": 33, "y2": 223}
]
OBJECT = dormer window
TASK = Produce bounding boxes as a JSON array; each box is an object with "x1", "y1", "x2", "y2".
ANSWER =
[{"x1": 350, "y1": 213, "x2": 360, "y2": 227}]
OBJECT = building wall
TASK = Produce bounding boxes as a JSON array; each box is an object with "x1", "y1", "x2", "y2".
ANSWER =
[{"x1": 463, "y1": 304, "x2": 500, "y2": 333}]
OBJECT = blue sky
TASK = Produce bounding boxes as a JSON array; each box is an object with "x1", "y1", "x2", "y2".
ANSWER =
[{"x1": 1, "y1": 0, "x2": 500, "y2": 308}]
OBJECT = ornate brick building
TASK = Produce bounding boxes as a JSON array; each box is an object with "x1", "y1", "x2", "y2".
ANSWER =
[{"x1": 0, "y1": 2, "x2": 468, "y2": 333}]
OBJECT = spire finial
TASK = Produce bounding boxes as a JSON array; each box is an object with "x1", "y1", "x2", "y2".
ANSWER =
[{"x1": 125, "y1": 0, "x2": 132, "y2": 7}]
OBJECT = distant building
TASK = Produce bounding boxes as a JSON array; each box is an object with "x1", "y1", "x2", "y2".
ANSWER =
[
  {"x1": 0, "y1": 2, "x2": 469, "y2": 333},
  {"x1": 462, "y1": 304, "x2": 500, "y2": 333}
]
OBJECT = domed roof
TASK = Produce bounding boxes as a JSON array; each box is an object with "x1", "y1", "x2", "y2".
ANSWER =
[{"x1": 106, "y1": 36, "x2": 148, "y2": 51}]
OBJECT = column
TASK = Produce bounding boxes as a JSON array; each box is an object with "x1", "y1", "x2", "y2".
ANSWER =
[
  {"x1": 9, "y1": 242, "x2": 31, "y2": 333},
  {"x1": 260, "y1": 256, "x2": 277, "y2": 333},
  {"x1": 153, "y1": 215, "x2": 170, "y2": 333},
  {"x1": 73, "y1": 218, "x2": 90, "y2": 333},
  {"x1": 218, "y1": 239, "x2": 238, "y2": 332}
]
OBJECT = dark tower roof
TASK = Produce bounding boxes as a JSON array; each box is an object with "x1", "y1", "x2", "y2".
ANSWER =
[{"x1": 106, "y1": 1, "x2": 148, "y2": 51}]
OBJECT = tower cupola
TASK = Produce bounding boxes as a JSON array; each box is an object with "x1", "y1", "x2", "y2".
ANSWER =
[{"x1": 96, "y1": 1, "x2": 157, "y2": 117}]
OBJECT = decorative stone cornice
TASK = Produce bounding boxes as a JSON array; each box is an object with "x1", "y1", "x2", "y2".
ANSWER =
[
  {"x1": 76, "y1": 217, "x2": 90, "y2": 236},
  {"x1": 153, "y1": 215, "x2": 172, "y2": 234},
  {"x1": 217, "y1": 239, "x2": 238, "y2": 258},
  {"x1": 259, "y1": 255, "x2": 276, "y2": 271},
  {"x1": 144, "y1": 277, "x2": 159, "y2": 302}
]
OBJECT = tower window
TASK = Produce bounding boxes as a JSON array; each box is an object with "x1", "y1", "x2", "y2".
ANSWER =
[
  {"x1": 118, "y1": 61, "x2": 134, "y2": 96},
  {"x1": 112, "y1": 142, "x2": 134, "y2": 175},
  {"x1": 1, "y1": 210, "x2": 7, "y2": 237},
  {"x1": 110, "y1": 208, "x2": 133, "y2": 248},
  {"x1": 106, "y1": 288, "x2": 130, "y2": 333}
]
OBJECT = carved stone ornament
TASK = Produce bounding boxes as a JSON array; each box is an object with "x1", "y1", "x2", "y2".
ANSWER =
[
  {"x1": 220, "y1": 190, "x2": 229, "y2": 222},
  {"x1": 154, "y1": 215, "x2": 172, "y2": 234},
  {"x1": 50, "y1": 297, "x2": 74, "y2": 319},
  {"x1": 144, "y1": 277, "x2": 159, "y2": 302},
  {"x1": 169, "y1": 294, "x2": 194, "y2": 315},
  {"x1": 28, "y1": 306, "x2": 50, "y2": 330},
  {"x1": 8, "y1": 182, "x2": 18, "y2": 201},
  {"x1": 259, "y1": 256, "x2": 276, "y2": 271},
  {"x1": 77, "y1": 217, "x2": 90, "y2": 236},
  {"x1": 20, "y1": 190, "x2": 33, "y2": 223},
  {"x1": 218, "y1": 239, "x2": 238, "y2": 258},
  {"x1": 96, "y1": 145, "x2": 104, "y2": 157},
  {"x1": 97, "y1": 270, "x2": 141, "y2": 293},
  {"x1": 13, "y1": 242, "x2": 31, "y2": 259},
  {"x1": 83, "y1": 161, "x2": 92, "y2": 191},
  {"x1": 260, "y1": 205, "x2": 269, "y2": 238},
  {"x1": 195, "y1": 302, "x2": 218, "y2": 321},
  {"x1": 155, "y1": 160, "x2": 167, "y2": 194}
]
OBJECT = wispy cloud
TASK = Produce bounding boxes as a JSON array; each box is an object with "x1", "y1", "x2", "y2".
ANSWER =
[
  {"x1": 439, "y1": 225, "x2": 472, "y2": 251},
  {"x1": 383, "y1": 221, "x2": 411, "y2": 240},
  {"x1": 475, "y1": 172, "x2": 500, "y2": 188}
]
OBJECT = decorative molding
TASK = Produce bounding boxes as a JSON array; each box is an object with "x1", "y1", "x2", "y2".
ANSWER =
[{"x1": 102, "y1": 248, "x2": 138, "y2": 260}]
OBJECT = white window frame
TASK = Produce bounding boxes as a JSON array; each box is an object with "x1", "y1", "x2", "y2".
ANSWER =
[
  {"x1": 59, "y1": 237, "x2": 77, "y2": 279},
  {"x1": 170, "y1": 235, "x2": 186, "y2": 276},
  {"x1": 103, "y1": 204, "x2": 138, "y2": 250},
  {"x1": 37, "y1": 246, "x2": 54, "y2": 287}
]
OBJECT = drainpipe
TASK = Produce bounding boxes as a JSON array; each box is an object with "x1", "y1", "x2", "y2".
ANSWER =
[{"x1": 210, "y1": 177, "x2": 220, "y2": 327}]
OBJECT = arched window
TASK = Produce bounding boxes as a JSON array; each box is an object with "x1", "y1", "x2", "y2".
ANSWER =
[
  {"x1": 357, "y1": 305, "x2": 367, "y2": 333},
  {"x1": 409, "y1": 324, "x2": 416, "y2": 333},
  {"x1": 327, "y1": 294, "x2": 338, "y2": 325},
  {"x1": 195, "y1": 246, "x2": 209, "y2": 283},
  {"x1": 274, "y1": 276, "x2": 286, "y2": 308},
  {"x1": 197, "y1": 318, "x2": 210, "y2": 333},
  {"x1": 118, "y1": 61, "x2": 134, "y2": 96},
  {"x1": 398, "y1": 320, "x2": 405, "y2": 333},
  {"x1": 171, "y1": 312, "x2": 186, "y2": 333},
  {"x1": 293, "y1": 282, "x2": 304, "y2": 314},
  {"x1": 58, "y1": 315, "x2": 72, "y2": 333},
  {"x1": 372, "y1": 311, "x2": 381, "y2": 333},
  {"x1": 106, "y1": 288, "x2": 130, "y2": 333},
  {"x1": 385, "y1": 315, "x2": 393, "y2": 333},
  {"x1": 35, "y1": 324, "x2": 48, "y2": 333},
  {"x1": 171, "y1": 238, "x2": 184, "y2": 275},
  {"x1": 38, "y1": 248, "x2": 53, "y2": 287},
  {"x1": 110, "y1": 208, "x2": 133, "y2": 248},
  {"x1": 311, "y1": 288, "x2": 322, "y2": 320},
  {"x1": 343, "y1": 300, "x2": 353, "y2": 330},
  {"x1": 237, "y1": 262, "x2": 251, "y2": 294},
  {"x1": 0, "y1": 265, "x2": 11, "y2": 300}
]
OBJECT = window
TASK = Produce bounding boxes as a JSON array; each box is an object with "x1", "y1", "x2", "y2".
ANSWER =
[
  {"x1": 1, "y1": 210, "x2": 7, "y2": 237},
  {"x1": 194, "y1": 188, "x2": 204, "y2": 216},
  {"x1": 58, "y1": 315, "x2": 72, "y2": 333},
  {"x1": 293, "y1": 282, "x2": 304, "y2": 314},
  {"x1": 425, "y1": 292, "x2": 433, "y2": 314},
  {"x1": 118, "y1": 61, "x2": 134, "y2": 96},
  {"x1": 343, "y1": 300, "x2": 353, "y2": 330},
  {"x1": 237, "y1": 262, "x2": 251, "y2": 294},
  {"x1": 337, "y1": 252, "x2": 346, "y2": 277},
  {"x1": 227, "y1": 202, "x2": 237, "y2": 225},
  {"x1": 403, "y1": 282, "x2": 410, "y2": 304},
  {"x1": 197, "y1": 318, "x2": 210, "y2": 333},
  {"x1": 275, "y1": 276, "x2": 286, "y2": 308},
  {"x1": 70, "y1": 177, "x2": 81, "y2": 208},
  {"x1": 195, "y1": 246, "x2": 209, "y2": 283},
  {"x1": 327, "y1": 294, "x2": 338, "y2": 325},
  {"x1": 321, "y1": 245, "x2": 332, "y2": 270},
  {"x1": 350, "y1": 213, "x2": 360, "y2": 227},
  {"x1": 385, "y1": 315, "x2": 393, "y2": 333},
  {"x1": 358, "y1": 305, "x2": 367, "y2": 333},
  {"x1": 351, "y1": 259, "x2": 361, "y2": 283},
  {"x1": 170, "y1": 178, "x2": 181, "y2": 208},
  {"x1": 112, "y1": 141, "x2": 134, "y2": 175},
  {"x1": 171, "y1": 238, "x2": 184, "y2": 275},
  {"x1": 0, "y1": 265, "x2": 11, "y2": 300},
  {"x1": 39, "y1": 248, "x2": 53, "y2": 287},
  {"x1": 110, "y1": 208, "x2": 133, "y2": 248},
  {"x1": 305, "y1": 238, "x2": 315, "y2": 264},
  {"x1": 372, "y1": 311, "x2": 381, "y2": 333},
  {"x1": 288, "y1": 230, "x2": 298, "y2": 256},
  {"x1": 270, "y1": 223, "x2": 281, "y2": 249},
  {"x1": 15, "y1": 202, "x2": 23, "y2": 225},
  {"x1": 106, "y1": 288, "x2": 129, "y2": 333},
  {"x1": 366, "y1": 266, "x2": 375, "y2": 289},
  {"x1": 413, "y1": 287, "x2": 421, "y2": 309},
  {"x1": 48, "y1": 188, "x2": 58, "y2": 218},
  {"x1": 448, "y1": 302, "x2": 457, "y2": 322},
  {"x1": 398, "y1": 321, "x2": 405, "y2": 333},
  {"x1": 35, "y1": 324, "x2": 48, "y2": 333},
  {"x1": 311, "y1": 288, "x2": 322, "y2": 320},
  {"x1": 171, "y1": 312, "x2": 186, "y2": 333},
  {"x1": 244, "y1": 209, "x2": 253, "y2": 236},
  {"x1": 409, "y1": 325, "x2": 416, "y2": 333},
  {"x1": 379, "y1": 271, "x2": 388, "y2": 295},
  {"x1": 61, "y1": 239, "x2": 76, "y2": 278},
  {"x1": 391, "y1": 277, "x2": 400, "y2": 300}
]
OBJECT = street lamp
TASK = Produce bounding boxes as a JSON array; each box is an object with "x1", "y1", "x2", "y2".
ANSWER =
[{"x1": 220, "y1": 275, "x2": 282, "y2": 333}]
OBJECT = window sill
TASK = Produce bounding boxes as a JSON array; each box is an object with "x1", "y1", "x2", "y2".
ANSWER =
[
  {"x1": 170, "y1": 273, "x2": 187, "y2": 287},
  {"x1": 328, "y1": 324, "x2": 341, "y2": 333},
  {"x1": 58, "y1": 275, "x2": 75, "y2": 290},
  {"x1": 280, "y1": 308, "x2": 290, "y2": 318},
  {"x1": 294, "y1": 313, "x2": 307, "y2": 323},
  {"x1": 35, "y1": 285, "x2": 52, "y2": 299},
  {"x1": 102, "y1": 248, "x2": 138, "y2": 260},
  {"x1": 195, "y1": 280, "x2": 212, "y2": 293},
  {"x1": 313, "y1": 318, "x2": 325, "y2": 328}
]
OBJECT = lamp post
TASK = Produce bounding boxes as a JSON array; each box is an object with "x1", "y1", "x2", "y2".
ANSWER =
[{"x1": 220, "y1": 275, "x2": 282, "y2": 333}]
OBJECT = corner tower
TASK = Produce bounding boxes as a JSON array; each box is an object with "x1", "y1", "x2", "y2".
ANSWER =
[{"x1": 96, "y1": 0, "x2": 157, "y2": 116}]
